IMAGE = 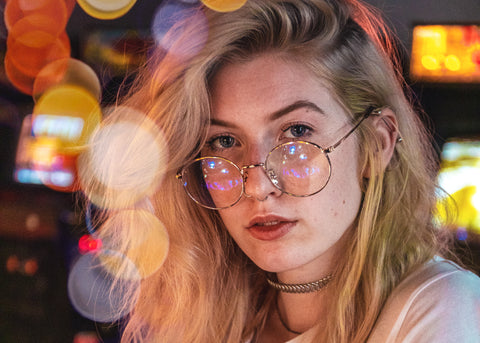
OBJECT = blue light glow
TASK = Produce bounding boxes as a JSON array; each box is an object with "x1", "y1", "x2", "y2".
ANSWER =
[
  {"x1": 205, "y1": 178, "x2": 240, "y2": 191},
  {"x1": 15, "y1": 169, "x2": 42, "y2": 184},
  {"x1": 456, "y1": 227, "x2": 468, "y2": 241},
  {"x1": 282, "y1": 167, "x2": 320, "y2": 178}
]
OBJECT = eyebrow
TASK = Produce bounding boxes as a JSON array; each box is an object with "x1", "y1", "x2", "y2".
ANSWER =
[{"x1": 210, "y1": 100, "x2": 325, "y2": 127}]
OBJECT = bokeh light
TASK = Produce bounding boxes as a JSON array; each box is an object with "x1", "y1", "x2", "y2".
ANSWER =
[
  {"x1": 201, "y1": 0, "x2": 247, "y2": 12},
  {"x1": 6, "y1": 255, "x2": 20, "y2": 273},
  {"x1": 5, "y1": 14, "x2": 72, "y2": 95},
  {"x1": 8, "y1": 12, "x2": 66, "y2": 43},
  {"x1": 436, "y1": 140, "x2": 480, "y2": 234},
  {"x1": 421, "y1": 55, "x2": 440, "y2": 71},
  {"x1": 151, "y1": 1, "x2": 208, "y2": 60},
  {"x1": 3, "y1": 0, "x2": 78, "y2": 96},
  {"x1": 32, "y1": 84, "x2": 102, "y2": 154},
  {"x1": 68, "y1": 252, "x2": 140, "y2": 322},
  {"x1": 472, "y1": 50, "x2": 480, "y2": 67},
  {"x1": 33, "y1": 58, "x2": 102, "y2": 102},
  {"x1": 76, "y1": 0, "x2": 138, "y2": 20},
  {"x1": 23, "y1": 258, "x2": 39, "y2": 276},
  {"x1": 7, "y1": 32, "x2": 70, "y2": 78},
  {"x1": 411, "y1": 25, "x2": 480, "y2": 82},
  {"x1": 445, "y1": 54, "x2": 461, "y2": 71},
  {"x1": 78, "y1": 106, "x2": 168, "y2": 209},
  {"x1": 97, "y1": 209, "x2": 169, "y2": 280},
  {"x1": 64, "y1": 0, "x2": 77, "y2": 17},
  {"x1": 4, "y1": 0, "x2": 69, "y2": 32},
  {"x1": 78, "y1": 234, "x2": 103, "y2": 254},
  {"x1": 4, "y1": 54, "x2": 36, "y2": 95},
  {"x1": 28, "y1": 139, "x2": 81, "y2": 192}
]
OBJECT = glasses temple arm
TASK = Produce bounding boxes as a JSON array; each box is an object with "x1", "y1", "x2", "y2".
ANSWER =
[{"x1": 324, "y1": 106, "x2": 375, "y2": 153}]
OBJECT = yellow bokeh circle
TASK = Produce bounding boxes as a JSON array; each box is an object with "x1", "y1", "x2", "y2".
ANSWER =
[
  {"x1": 33, "y1": 84, "x2": 102, "y2": 154},
  {"x1": 445, "y1": 55, "x2": 461, "y2": 72},
  {"x1": 76, "y1": 0, "x2": 137, "y2": 20},
  {"x1": 33, "y1": 58, "x2": 102, "y2": 102},
  {"x1": 97, "y1": 209, "x2": 170, "y2": 280},
  {"x1": 201, "y1": 0, "x2": 248, "y2": 12},
  {"x1": 421, "y1": 55, "x2": 440, "y2": 71}
]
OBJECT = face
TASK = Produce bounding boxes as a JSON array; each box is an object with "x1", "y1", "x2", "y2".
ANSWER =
[{"x1": 206, "y1": 53, "x2": 363, "y2": 281}]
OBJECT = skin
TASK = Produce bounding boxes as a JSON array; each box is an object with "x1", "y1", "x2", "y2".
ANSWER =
[
  {"x1": 204, "y1": 51, "x2": 399, "y2": 341},
  {"x1": 207, "y1": 53, "x2": 363, "y2": 282},
  {"x1": 205, "y1": 52, "x2": 365, "y2": 339}
]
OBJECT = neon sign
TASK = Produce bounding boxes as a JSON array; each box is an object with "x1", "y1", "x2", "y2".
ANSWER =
[
  {"x1": 410, "y1": 25, "x2": 480, "y2": 82},
  {"x1": 32, "y1": 114, "x2": 84, "y2": 141}
]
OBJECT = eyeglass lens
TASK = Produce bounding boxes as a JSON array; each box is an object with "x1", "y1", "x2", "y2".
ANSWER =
[{"x1": 181, "y1": 141, "x2": 331, "y2": 209}]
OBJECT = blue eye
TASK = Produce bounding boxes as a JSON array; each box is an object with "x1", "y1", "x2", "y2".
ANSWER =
[
  {"x1": 291, "y1": 126, "x2": 306, "y2": 137},
  {"x1": 286, "y1": 124, "x2": 311, "y2": 138},
  {"x1": 217, "y1": 136, "x2": 235, "y2": 148},
  {"x1": 206, "y1": 135, "x2": 236, "y2": 151}
]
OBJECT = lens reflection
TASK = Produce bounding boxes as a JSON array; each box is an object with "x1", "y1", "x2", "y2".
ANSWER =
[
  {"x1": 183, "y1": 157, "x2": 242, "y2": 209},
  {"x1": 181, "y1": 141, "x2": 332, "y2": 209},
  {"x1": 268, "y1": 142, "x2": 330, "y2": 196}
]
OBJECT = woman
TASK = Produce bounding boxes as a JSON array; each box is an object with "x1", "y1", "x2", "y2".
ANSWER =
[{"x1": 80, "y1": 0, "x2": 480, "y2": 342}]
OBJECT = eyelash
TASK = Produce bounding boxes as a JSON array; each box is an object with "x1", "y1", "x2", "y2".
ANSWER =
[
  {"x1": 205, "y1": 123, "x2": 315, "y2": 152},
  {"x1": 281, "y1": 122, "x2": 314, "y2": 140},
  {"x1": 205, "y1": 134, "x2": 237, "y2": 152}
]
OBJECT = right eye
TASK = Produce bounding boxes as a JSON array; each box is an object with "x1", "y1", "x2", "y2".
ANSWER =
[
  {"x1": 282, "y1": 123, "x2": 313, "y2": 140},
  {"x1": 206, "y1": 135, "x2": 236, "y2": 151}
]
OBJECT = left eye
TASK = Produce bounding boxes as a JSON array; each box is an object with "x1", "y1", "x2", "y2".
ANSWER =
[{"x1": 285, "y1": 124, "x2": 311, "y2": 138}]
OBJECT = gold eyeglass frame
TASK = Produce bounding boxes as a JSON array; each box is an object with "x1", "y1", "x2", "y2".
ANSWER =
[{"x1": 177, "y1": 106, "x2": 385, "y2": 210}]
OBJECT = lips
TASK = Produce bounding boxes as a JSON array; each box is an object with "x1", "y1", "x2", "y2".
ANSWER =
[{"x1": 247, "y1": 215, "x2": 296, "y2": 241}]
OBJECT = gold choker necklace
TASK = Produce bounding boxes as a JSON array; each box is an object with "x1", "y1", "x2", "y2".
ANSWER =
[{"x1": 266, "y1": 274, "x2": 333, "y2": 293}]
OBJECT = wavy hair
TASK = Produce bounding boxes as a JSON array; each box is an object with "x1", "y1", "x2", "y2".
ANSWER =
[{"x1": 80, "y1": 1, "x2": 452, "y2": 342}]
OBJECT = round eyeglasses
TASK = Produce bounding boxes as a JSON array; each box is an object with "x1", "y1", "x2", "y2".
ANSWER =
[{"x1": 176, "y1": 106, "x2": 378, "y2": 210}]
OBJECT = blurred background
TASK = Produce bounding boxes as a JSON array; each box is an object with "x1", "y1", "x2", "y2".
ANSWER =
[{"x1": 1, "y1": 0, "x2": 479, "y2": 342}]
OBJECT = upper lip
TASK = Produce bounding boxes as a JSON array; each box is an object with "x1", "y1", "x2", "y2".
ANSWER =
[{"x1": 246, "y1": 214, "x2": 295, "y2": 228}]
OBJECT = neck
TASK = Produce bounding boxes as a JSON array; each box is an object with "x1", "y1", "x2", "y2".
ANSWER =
[{"x1": 275, "y1": 289, "x2": 329, "y2": 336}]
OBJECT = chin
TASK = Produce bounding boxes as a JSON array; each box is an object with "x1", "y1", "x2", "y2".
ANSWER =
[{"x1": 250, "y1": 255, "x2": 302, "y2": 274}]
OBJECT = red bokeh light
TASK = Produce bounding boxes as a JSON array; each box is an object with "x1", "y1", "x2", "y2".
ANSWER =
[{"x1": 78, "y1": 234, "x2": 102, "y2": 254}]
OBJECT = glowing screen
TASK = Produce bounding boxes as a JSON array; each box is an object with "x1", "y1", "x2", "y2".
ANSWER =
[
  {"x1": 14, "y1": 114, "x2": 79, "y2": 192},
  {"x1": 411, "y1": 25, "x2": 480, "y2": 82},
  {"x1": 436, "y1": 139, "x2": 480, "y2": 237}
]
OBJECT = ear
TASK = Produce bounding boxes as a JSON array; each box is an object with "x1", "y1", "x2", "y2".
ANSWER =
[{"x1": 363, "y1": 108, "x2": 399, "y2": 177}]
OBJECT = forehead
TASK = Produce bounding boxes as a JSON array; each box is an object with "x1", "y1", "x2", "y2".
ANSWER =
[{"x1": 209, "y1": 53, "x2": 346, "y2": 125}]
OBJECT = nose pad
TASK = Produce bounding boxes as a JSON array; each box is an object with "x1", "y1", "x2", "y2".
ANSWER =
[{"x1": 242, "y1": 164, "x2": 282, "y2": 201}]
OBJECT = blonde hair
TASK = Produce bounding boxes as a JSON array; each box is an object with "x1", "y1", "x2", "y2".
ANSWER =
[{"x1": 79, "y1": 1, "x2": 451, "y2": 342}]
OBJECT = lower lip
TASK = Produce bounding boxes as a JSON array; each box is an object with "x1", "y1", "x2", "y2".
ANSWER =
[{"x1": 248, "y1": 221, "x2": 296, "y2": 241}]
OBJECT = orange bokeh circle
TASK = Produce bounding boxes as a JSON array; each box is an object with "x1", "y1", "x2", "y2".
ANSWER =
[
  {"x1": 7, "y1": 29, "x2": 71, "y2": 79},
  {"x1": 201, "y1": 0, "x2": 247, "y2": 12},
  {"x1": 4, "y1": 53, "x2": 36, "y2": 95},
  {"x1": 5, "y1": 0, "x2": 69, "y2": 32},
  {"x1": 33, "y1": 58, "x2": 102, "y2": 102}
]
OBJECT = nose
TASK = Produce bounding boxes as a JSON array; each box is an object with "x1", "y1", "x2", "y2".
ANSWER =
[{"x1": 242, "y1": 163, "x2": 282, "y2": 201}]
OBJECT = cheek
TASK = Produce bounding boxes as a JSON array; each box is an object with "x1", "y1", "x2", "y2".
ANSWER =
[
  {"x1": 322, "y1": 148, "x2": 363, "y2": 213},
  {"x1": 217, "y1": 209, "x2": 241, "y2": 237},
  {"x1": 330, "y1": 141, "x2": 362, "y2": 185}
]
